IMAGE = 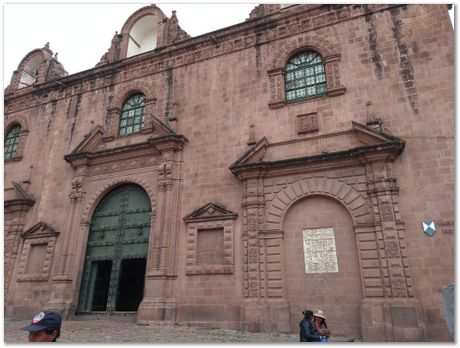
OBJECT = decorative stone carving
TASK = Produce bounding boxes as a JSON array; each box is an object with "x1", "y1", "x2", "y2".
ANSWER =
[
  {"x1": 384, "y1": 241, "x2": 400, "y2": 258},
  {"x1": 302, "y1": 228, "x2": 338, "y2": 273},
  {"x1": 297, "y1": 113, "x2": 319, "y2": 134},
  {"x1": 267, "y1": 68, "x2": 285, "y2": 109},
  {"x1": 248, "y1": 247, "x2": 258, "y2": 263},
  {"x1": 380, "y1": 203, "x2": 394, "y2": 221},
  {"x1": 69, "y1": 177, "x2": 84, "y2": 200},
  {"x1": 88, "y1": 156, "x2": 160, "y2": 176},
  {"x1": 391, "y1": 277, "x2": 408, "y2": 297}
]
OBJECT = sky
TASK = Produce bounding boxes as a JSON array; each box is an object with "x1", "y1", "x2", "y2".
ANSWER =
[
  {"x1": 3, "y1": 2, "x2": 257, "y2": 88},
  {"x1": 3, "y1": 3, "x2": 455, "y2": 89}
]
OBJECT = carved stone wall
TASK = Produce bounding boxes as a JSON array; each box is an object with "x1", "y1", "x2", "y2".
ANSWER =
[{"x1": 3, "y1": 3, "x2": 453, "y2": 341}]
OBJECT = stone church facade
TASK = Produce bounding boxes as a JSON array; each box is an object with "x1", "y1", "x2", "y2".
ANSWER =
[{"x1": 4, "y1": 4, "x2": 453, "y2": 341}]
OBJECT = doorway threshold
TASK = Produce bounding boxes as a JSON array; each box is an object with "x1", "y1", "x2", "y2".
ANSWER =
[{"x1": 75, "y1": 312, "x2": 137, "y2": 322}]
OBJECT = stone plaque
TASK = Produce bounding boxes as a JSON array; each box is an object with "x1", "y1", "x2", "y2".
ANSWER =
[
  {"x1": 197, "y1": 228, "x2": 224, "y2": 265},
  {"x1": 26, "y1": 243, "x2": 47, "y2": 274},
  {"x1": 302, "y1": 228, "x2": 338, "y2": 273},
  {"x1": 297, "y1": 113, "x2": 318, "y2": 134}
]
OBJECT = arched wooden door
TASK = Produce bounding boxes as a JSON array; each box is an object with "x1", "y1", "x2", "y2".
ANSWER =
[{"x1": 77, "y1": 184, "x2": 151, "y2": 313}]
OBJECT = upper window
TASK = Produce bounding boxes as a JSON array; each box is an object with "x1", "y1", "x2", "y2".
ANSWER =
[
  {"x1": 285, "y1": 51, "x2": 326, "y2": 101},
  {"x1": 118, "y1": 94, "x2": 145, "y2": 136},
  {"x1": 5, "y1": 125, "x2": 21, "y2": 160}
]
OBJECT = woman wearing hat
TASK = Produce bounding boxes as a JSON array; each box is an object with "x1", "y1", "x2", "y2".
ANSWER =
[
  {"x1": 299, "y1": 310, "x2": 323, "y2": 342},
  {"x1": 314, "y1": 310, "x2": 330, "y2": 342}
]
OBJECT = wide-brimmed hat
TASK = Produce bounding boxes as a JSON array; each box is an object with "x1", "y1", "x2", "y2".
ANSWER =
[
  {"x1": 21, "y1": 311, "x2": 61, "y2": 332},
  {"x1": 314, "y1": 309, "x2": 326, "y2": 320}
]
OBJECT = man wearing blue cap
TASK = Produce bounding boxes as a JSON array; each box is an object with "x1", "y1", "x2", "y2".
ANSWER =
[{"x1": 21, "y1": 311, "x2": 62, "y2": 342}]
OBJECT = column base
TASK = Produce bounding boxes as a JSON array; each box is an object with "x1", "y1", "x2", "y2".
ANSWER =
[
  {"x1": 238, "y1": 299, "x2": 290, "y2": 333},
  {"x1": 137, "y1": 298, "x2": 177, "y2": 325},
  {"x1": 360, "y1": 298, "x2": 427, "y2": 341},
  {"x1": 45, "y1": 279, "x2": 78, "y2": 319}
]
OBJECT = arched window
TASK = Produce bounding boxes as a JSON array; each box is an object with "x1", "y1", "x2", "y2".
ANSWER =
[
  {"x1": 285, "y1": 51, "x2": 326, "y2": 101},
  {"x1": 5, "y1": 125, "x2": 21, "y2": 160},
  {"x1": 118, "y1": 94, "x2": 145, "y2": 136}
]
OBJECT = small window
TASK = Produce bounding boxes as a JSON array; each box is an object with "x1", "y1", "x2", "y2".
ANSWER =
[
  {"x1": 285, "y1": 51, "x2": 326, "y2": 101},
  {"x1": 5, "y1": 125, "x2": 21, "y2": 160},
  {"x1": 118, "y1": 94, "x2": 145, "y2": 136}
]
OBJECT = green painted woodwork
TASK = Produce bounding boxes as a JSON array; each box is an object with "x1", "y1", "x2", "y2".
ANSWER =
[
  {"x1": 118, "y1": 94, "x2": 145, "y2": 136},
  {"x1": 77, "y1": 184, "x2": 151, "y2": 313},
  {"x1": 285, "y1": 51, "x2": 326, "y2": 101},
  {"x1": 4, "y1": 125, "x2": 21, "y2": 160}
]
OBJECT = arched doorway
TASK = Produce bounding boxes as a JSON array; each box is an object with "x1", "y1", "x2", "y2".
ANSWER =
[
  {"x1": 77, "y1": 184, "x2": 151, "y2": 313},
  {"x1": 283, "y1": 195, "x2": 363, "y2": 338}
]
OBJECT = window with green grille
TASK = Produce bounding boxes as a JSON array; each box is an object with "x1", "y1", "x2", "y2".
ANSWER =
[
  {"x1": 285, "y1": 51, "x2": 326, "y2": 101},
  {"x1": 118, "y1": 94, "x2": 145, "y2": 136},
  {"x1": 4, "y1": 125, "x2": 21, "y2": 160}
]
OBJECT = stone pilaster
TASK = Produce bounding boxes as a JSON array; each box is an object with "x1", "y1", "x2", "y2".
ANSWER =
[
  {"x1": 360, "y1": 161, "x2": 425, "y2": 341},
  {"x1": 103, "y1": 106, "x2": 121, "y2": 140},
  {"x1": 141, "y1": 97, "x2": 157, "y2": 134},
  {"x1": 4, "y1": 205, "x2": 29, "y2": 298},
  {"x1": 138, "y1": 148, "x2": 181, "y2": 324},
  {"x1": 366, "y1": 161, "x2": 410, "y2": 298},
  {"x1": 47, "y1": 164, "x2": 87, "y2": 314},
  {"x1": 267, "y1": 68, "x2": 285, "y2": 109}
]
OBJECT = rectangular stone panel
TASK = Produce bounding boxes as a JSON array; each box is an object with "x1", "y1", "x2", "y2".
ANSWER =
[
  {"x1": 197, "y1": 228, "x2": 224, "y2": 265},
  {"x1": 302, "y1": 227, "x2": 338, "y2": 273},
  {"x1": 26, "y1": 243, "x2": 47, "y2": 274}
]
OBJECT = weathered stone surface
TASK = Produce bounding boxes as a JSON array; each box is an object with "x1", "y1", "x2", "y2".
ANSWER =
[{"x1": 4, "y1": 3, "x2": 453, "y2": 342}]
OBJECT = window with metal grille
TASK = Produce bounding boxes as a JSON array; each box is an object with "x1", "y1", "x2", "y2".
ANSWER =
[
  {"x1": 285, "y1": 51, "x2": 326, "y2": 101},
  {"x1": 4, "y1": 125, "x2": 21, "y2": 160},
  {"x1": 118, "y1": 94, "x2": 145, "y2": 136}
]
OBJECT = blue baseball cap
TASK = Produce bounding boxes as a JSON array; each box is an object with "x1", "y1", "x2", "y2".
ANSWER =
[{"x1": 21, "y1": 311, "x2": 61, "y2": 332}]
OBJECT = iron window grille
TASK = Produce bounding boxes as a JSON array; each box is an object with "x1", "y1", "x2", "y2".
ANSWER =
[
  {"x1": 4, "y1": 125, "x2": 21, "y2": 160},
  {"x1": 118, "y1": 94, "x2": 145, "y2": 136},
  {"x1": 285, "y1": 51, "x2": 327, "y2": 101}
]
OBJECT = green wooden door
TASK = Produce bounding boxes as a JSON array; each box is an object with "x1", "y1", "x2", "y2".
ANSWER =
[{"x1": 77, "y1": 184, "x2": 151, "y2": 313}]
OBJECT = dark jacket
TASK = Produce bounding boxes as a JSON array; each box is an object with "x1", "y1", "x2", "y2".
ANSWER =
[{"x1": 299, "y1": 318, "x2": 322, "y2": 342}]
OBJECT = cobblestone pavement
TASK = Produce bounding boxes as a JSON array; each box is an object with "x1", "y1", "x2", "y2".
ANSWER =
[{"x1": 5, "y1": 318, "x2": 302, "y2": 343}]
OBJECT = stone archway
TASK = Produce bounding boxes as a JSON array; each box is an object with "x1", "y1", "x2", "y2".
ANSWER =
[
  {"x1": 261, "y1": 177, "x2": 373, "y2": 337},
  {"x1": 282, "y1": 194, "x2": 363, "y2": 337},
  {"x1": 266, "y1": 177, "x2": 373, "y2": 231},
  {"x1": 77, "y1": 183, "x2": 151, "y2": 314}
]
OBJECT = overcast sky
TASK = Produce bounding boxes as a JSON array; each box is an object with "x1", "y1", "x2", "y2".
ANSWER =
[
  {"x1": 3, "y1": 3, "x2": 257, "y2": 88},
  {"x1": 3, "y1": 3, "x2": 454, "y2": 89}
]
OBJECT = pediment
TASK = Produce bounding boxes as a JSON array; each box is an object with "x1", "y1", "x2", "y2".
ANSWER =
[
  {"x1": 151, "y1": 114, "x2": 178, "y2": 137},
  {"x1": 65, "y1": 120, "x2": 187, "y2": 168},
  {"x1": 4, "y1": 181, "x2": 36, "y2": 208},
  {"x1": 230, "y1": 137, "x2": 268, "y2": 168},
  {"x1": 230, "y1": 121, "x2": 405, "y2": 178},
  {"x1": 184, "y1": 202, "x2": 238, "y2": 222},
  {"x1": 69, "y1": 125, "x2": 105, "y2": 154},
  {"x1": 21, "y1": 222, "x2": 60, "y2": 239}
]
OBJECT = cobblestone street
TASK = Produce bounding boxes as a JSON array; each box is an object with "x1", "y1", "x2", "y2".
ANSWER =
[{"x1": 5, "y1": 318, "x2": 302, "y2": 343}]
